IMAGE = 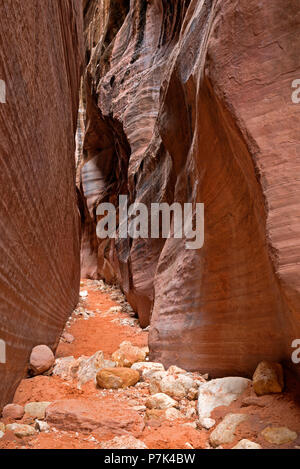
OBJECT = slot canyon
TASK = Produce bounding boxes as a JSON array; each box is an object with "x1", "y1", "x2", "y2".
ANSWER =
[{"x1": 0, "y1": 0, "x2": 300, "y2": 451}]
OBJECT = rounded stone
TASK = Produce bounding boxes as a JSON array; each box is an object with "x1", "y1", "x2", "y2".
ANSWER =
[
  {"x1": 2, "y1": 404, "x2": 24, "y2": 420},
  {"x1": 29, "y1": 345, "x2": 55, "y2": 375}
]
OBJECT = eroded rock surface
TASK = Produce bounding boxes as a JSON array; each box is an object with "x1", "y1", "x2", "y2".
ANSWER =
[
  {"x1": 0, "y1": 0, "x2": 83, "y2": 409},
  {"x1": 79, "y1": 0, "x2": 300, "y2": 376}
]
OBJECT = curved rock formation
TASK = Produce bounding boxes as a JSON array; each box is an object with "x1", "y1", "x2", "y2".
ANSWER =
[
  {"x1": 80, "y1": 0, "x2": 300, "y2": 377},
  {"x1": 0, "y1": 0, "x2": 83, "y2": 409}
]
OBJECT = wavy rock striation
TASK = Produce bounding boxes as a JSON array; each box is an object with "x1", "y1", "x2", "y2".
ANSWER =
[
  {"x1": 80, "y1": 0, "x2": 300, "y2": 377},
  {"x1": 0, "y1": 0, "x2": 83, "y2": 409}
]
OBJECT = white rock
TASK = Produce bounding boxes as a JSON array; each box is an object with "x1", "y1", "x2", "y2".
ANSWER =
[
  {"x1": 52, "y1": 356, "x2": 77, "y2": 380},
  {"x1": 77, "y1": 351, "x2": 106, "y2": 386},
  {"x1": 210, "y1": 413, "x2": 248, "y2": 447},
  {"x1": 165, "y1": 408, "x2": 184, "y2": 421},
  {"x1": 132, "y1": 362, "x2": 165, "y2": 382},
  {"x1": 198, "y1": 377, "x2": 251, "y2": 428},
  {"x1": 146, "y1": 393, "x2": 177, "y2": 410},
  {"x1": 6, "y1": 424, "x2": 36, "y2": 438},
  {"x1": 160, "y1": 374, "x2": 196, "y2": 400},
  {"x1": 35, "y1": 420, "x2": 50, "y2": 433},
  {"x1": 232, "y1": 439, "x2": 262, "y2": 449},
  {"x1": 168, "y1": 366, "x2": 187, "y2": 375},
  {"x1": 25, "y1": 402, "x2": 52, "y2": 420},
  {"x1": 149, "y1": 371, "x2": 168, "y2": 394},
  {"x1": 0, "y1": 431, "x2": 4, "y2": 439},
  {"x1": 79, "y1": 290, "x2": 88, "y2": 298}
]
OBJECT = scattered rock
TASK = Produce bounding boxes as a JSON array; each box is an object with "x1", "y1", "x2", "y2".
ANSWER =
[
  {"x1": 61, "y1": 332, "x2": 74, "y2": 344},
  {"x1": 35, "y1": 420, "x2": 50, "y2": 433},
  {"x1": 53, "y1": 352, "x2": 114, "y2": 386},
  {"x1": 112, "y1": 341, "x2": 147, "y2": 367},
  {"x1": 232, "y1": 439, "x2": 262, "y2": 449},
  {"x1": 149, "y1": 371, "x2": 168, "y2": 394},
  {"x1": 0, "y1": 423, "x2": 5, "y2": 433},
  {"x1": 210, "y1": 413, "x2": 248, "y2": 447},
  {"x1": 198, "y1": 377, "x2": 251, "y2": 429},
  {"x1": 165, "y1": 408, "x2": 184, "y2": 421},
  {"x1": 24, "y1": 402, "x2": 52, "y2": 420},
  {"x1": 79, "y1": 290, "x2": 88, "y2": 298},
  {"x1": 77, "y1": 351, "x2": 106, "y2": 386},
  {"x1": 29, "y1": 345, "x2": 55, "y2": 375},
  {"x1": 6, "y1": 424, "x2": 36, "y2": 438},
  {"x1": 261, "y1": 426, "x2": 297, "y2": 445},
  {"x1": 185, "y1": 442, "x2": 194, "y2": 449},
  {"x1": 96, "y1": 368, "x2": 140, "y2": 389},
  {"x1": 100, "y1": 435, "x2": 148, "y2": 449},
  {"x1": 146, "y1": 393, "x2": 177, "y2": 410},
  {"x1": 253, "y1": 361, "x2": 284, "y2": 396},
  {"x1": 2, "y1": 404, "x2": 24, "y2": 420},
  {"x1": 132, "y1": 362, "x2": 165, "y2": 381},
  {"x1": 46, "y1": 399, "x2": 145, "y2": 436},
  {"x1": 160, "y1": 374, "x2": 197, "y2": 401},
  {"x1": 167, "y1": 366, "x2": 187, "y2": 375},
  {"x1": 52, "y1": 356, "x2": 77, "y2": 381}
]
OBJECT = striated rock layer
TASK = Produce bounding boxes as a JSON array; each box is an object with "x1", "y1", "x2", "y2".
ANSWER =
[
  {"x1": 0, "y1": 0, "x2": 83, "y2": 409},
  {"x1": 80, "y1": 0, "x2": 300, "y2": 377}
]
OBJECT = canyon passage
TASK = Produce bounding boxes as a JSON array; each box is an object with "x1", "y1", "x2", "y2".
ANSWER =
[{"x1": 0, "y1": 0, "x2": 300, "y2": 451}]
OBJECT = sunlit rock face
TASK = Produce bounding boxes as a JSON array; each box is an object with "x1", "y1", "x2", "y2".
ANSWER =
[
  {"x1": 0, "y1": 0, "x2": 83, "y2": 409},
  {"x1": 80, "y1": 0, "x2": 300, "y2": 377}
]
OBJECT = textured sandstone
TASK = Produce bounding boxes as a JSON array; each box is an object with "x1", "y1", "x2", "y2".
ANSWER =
[
  {"x1": 79, "y1": 0, "x2": 300, "y2": 376},
  {"x1": 46, "y1": 399, "x2": 145, "y2": 435},
  {"x1": 0, "y1": 0, "x2": 83, "y2": 409}
]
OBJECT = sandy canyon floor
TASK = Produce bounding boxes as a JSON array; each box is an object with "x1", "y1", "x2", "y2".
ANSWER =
[{"x1": 1, "y1": 280, "x2": 300, "y2": 450}]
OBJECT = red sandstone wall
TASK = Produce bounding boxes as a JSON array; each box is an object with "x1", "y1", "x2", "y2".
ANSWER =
[
  {"x1": 0, "y1": 0, "x2": 83, "y2": 409},
  {"x1": 80, "y1": 0, "x2": 300, "y2": 377}
]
